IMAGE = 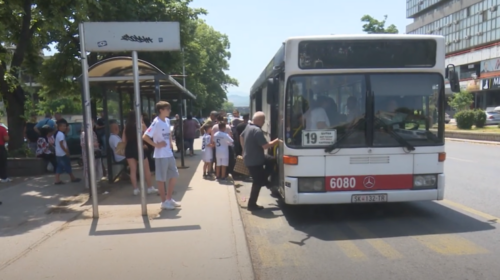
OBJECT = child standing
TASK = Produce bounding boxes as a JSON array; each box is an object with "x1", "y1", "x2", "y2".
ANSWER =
[
  {"x1": 54, "y1": 119, "x2": 80, "y2": 184},
  {"x1": 201, "y1": 125, "x2": 214, "y2": 179},
  {"x1": 213, "y1": 122, "x2": 233, "y2": 182},
  {"x1": 142, "y1": 101, "x2": 181, "y2": 210}
]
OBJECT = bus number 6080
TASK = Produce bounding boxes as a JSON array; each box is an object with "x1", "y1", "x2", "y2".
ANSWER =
[{"x1": 330, "y1": 177, "x2": 356, "y2": 189}]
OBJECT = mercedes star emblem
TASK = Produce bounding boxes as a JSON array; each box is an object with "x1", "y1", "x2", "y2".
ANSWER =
[{"x1": 363, "y1": 176, "x2": 375, "y2": 189}]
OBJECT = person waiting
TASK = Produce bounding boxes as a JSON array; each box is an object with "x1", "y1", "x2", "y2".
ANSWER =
[
  {"x1": 36, "y1": 125, "x2": 57, "y2": 173},
  {"x1": 108, "y1": 120, "x2": 126, "y2": 163}
]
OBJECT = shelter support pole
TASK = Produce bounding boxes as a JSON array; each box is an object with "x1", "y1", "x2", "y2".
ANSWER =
[
  {"x1": 154, "y1": 76, "x2": 160, "y2": 103},
  {"x1": 79, "y1": 23, "x2": 99, "y2": 218},
  {"x1": 132, "y1": 51, "x2": 147, "y2": 216},
  {"x1": 118, "y1": 88, "x2": 124, "y2": 128},
  {"x1": 147, "y1": 97, "x2": 151, "y2": 119},
  {"x1": 178, "y1": 94, "x2": 188, "y2": 169},
  {"x1": 103, "y1": 88, "x2": 113, "y2": 183}
]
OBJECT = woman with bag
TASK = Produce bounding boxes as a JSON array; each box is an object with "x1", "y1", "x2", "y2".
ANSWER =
[
  {"x1": 36, "y1": 125, "x2": 57, "y2": 173},
  {"x1": 122, "y1": 111, "x2": 157, "y2": 196},
  {"x1": 80, "y1": 124, "x2": 103, "y2": 189}
]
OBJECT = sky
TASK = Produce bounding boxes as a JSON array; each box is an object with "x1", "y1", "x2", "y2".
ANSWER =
[
  {"x1": 44, "y1": 0, "x2": 412, "y2": 99},
  {"x1": 190, "y1": 0, "x2": 412, "y2": 97}
]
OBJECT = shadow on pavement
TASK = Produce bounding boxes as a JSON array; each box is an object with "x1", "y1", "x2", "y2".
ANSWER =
[
  {"x1": 84, "y1": 145, "x2": 205, "y2": 236},
  {"x1": 0, "y1": 168, "x2": 88, "y2": 238},
  {"x1": 88, "y1": 216, "x2": 201, "y2": 236},
  {"x1": 233, "y1": 179, "x2": 496, "y2": 243}
]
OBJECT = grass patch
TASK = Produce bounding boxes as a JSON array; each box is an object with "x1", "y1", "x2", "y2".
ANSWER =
[{"x1": 445, "y1": 124, "x2": 500, "y2": 133}]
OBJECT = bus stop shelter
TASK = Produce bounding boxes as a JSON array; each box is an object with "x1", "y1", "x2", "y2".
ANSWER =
[{"x1": 78, "y1": 56, "x2": 196, "y2": 184}]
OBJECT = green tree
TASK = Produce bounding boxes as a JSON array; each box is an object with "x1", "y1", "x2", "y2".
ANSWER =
[
  {"x1": 39, "y1": 1, "x2": 237, "y2": 117},
  {"x1": 0, "y1": 0, "x2": 92, "y2": 150},
  {"x1": 448, "y1": 90, "x2": 473, "y2": 112},
  {"x1": 361, "y1": 15, "x2": 399, "y2": 34},
  {"x1": 221, "y1": 101, "x2": 234, "y2": 112}
]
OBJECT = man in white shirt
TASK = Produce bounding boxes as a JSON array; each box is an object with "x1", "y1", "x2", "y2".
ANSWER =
[
  {"x1": 108, "y1": 120, "x2": 125, "y2": 162},
  {"x1": 305, "y1": 96, "x2": 331, "y2": 130},
  {"x1": 143, "y1": 101, "x2": 181, "y2": 210}
]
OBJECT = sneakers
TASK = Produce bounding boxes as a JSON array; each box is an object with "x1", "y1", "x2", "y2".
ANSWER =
[
  {"x1": 170, "y1": 199, "x2": 181, "y2": 207},
  {"x1": 0, "y1": 178, "x2": 12, "y2": 183},
  {"x1": 133, "y1": 186, "x2": 158, "y2": 196},
  {"x1": 147, "y1": 186, "x2": 158, "y2": 194},
  {"x1": 160, "y1": 199, "x2": 181, "y2": 210}
]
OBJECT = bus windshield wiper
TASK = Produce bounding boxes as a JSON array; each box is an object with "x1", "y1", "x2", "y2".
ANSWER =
[
  {"x1": 374, "y1": 116, "x2": 415, "y2": 151},
  {"x1": 325, "y1": 117, "x2": 364, "y2": 153}
]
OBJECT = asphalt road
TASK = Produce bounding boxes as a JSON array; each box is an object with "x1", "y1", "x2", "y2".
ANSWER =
[{"x1": 235, "y1": 140, "x2": 500, "y2": 280}]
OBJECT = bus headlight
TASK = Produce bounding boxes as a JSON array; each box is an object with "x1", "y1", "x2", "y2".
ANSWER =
[
  {"x1": 298, "y1": 178, "x2": 325, "y2": 192},
  {"x1": 413, "y1": 175, "x2": 437, "y2": 189}
]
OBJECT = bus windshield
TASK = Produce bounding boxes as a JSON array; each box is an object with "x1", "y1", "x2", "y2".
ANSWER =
[{"x1": 285, "y1": 73, "x2": 444, "y2": 149}]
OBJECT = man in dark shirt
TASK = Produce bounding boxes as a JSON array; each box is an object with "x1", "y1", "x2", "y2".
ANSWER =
[
  {"x1": 240, "y1": 112, "x2": 280, "y2": 211},
  {"x1": 95, "y1": 111, "x2": 106, "y2": 151},
  {"x1": 234, "y1": 114, "x2": 249, "y2": 156}
]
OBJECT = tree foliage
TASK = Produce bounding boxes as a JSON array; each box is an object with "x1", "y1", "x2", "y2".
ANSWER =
[
  {"x1": 448, "y1": 90, "x2": 473, "y2": 112},
  {"x1": 0, "y1": 0, "x2": 238, "y2": 150},
  {"x1": 0, "y1": 0, "x2": 88, "y2": 150},
  {"x1": 221, "y1": 101, "x2": 234, "y2": 112},
  {"x1": 361, "y1": 15, "x2": 399, "y2": 34}
]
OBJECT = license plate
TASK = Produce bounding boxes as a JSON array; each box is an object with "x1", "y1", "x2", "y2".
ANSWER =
[{"x1": 351, "y1": 194, "x2": 388, "y2": 203}]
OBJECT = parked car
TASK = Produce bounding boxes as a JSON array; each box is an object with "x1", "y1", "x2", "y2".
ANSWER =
[{"x1": 485, "y1": 111, "x2": 500, "y2": 125}]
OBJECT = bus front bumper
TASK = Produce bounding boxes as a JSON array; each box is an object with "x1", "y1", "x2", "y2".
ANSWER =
[{"x1": 283, "y1": 174, "x2": 445, "y2": 205}]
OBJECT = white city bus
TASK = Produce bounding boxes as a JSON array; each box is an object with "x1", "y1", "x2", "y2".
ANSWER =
[{"x1": 249, "y1": 34, "x2": 460, "y2": 205}]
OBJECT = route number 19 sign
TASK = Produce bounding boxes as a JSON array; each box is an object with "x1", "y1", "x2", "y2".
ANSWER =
[{"x1": 302, "y1": 130, "x2": 337, "y2": 146}]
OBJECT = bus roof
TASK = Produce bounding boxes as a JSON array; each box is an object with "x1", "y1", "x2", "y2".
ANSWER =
[
  {"x1": 284, "y1": 34, "x2": 443, "y2": 41},
  {"x1": 250, "y1": 34, "x2": 445, "y2": 95}
]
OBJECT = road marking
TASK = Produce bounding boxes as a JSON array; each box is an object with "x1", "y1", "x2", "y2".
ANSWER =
[
  {"x1": 411, "y1": 218, "x2": 489, "y2": 256},
  {"x1": 246, "y1": 215, "x2": 301, "y2": 268},
  {"x1": 347, "y1": 223, "x2": 403, "y2": 259},
  {"x1": 331, "y1": 227, "x2": 366, "y2": 260},
  {"x1": 447, "y1": 156, "x2": 475, "y2": 162},
  {"x1": 442, "y1": 199, "x2": 499, "y2": 224}
]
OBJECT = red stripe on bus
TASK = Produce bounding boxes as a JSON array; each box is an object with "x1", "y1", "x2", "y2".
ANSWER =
[{"x1": 325, "y1": 175, "x2": 413, "y2": 191}]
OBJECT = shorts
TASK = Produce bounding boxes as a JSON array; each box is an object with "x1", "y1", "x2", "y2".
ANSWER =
[
  {"x1": 216, "y1": 157, "x2": 229, "y2": 167},
  {"x1": 202, "y1": 150, "x2": 213, "y2": 163},
  {"x1": 56, "y1": 155, "x2": 72, "y2": 174},
  {"x1": 155, "y1": 157, "x2": 179, "y2": 182}
]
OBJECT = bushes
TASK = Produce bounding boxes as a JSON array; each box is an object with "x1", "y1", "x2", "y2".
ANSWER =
[
  {"x1": 474, "y1": 109, "x2": 486, "y2": 128},
  {"x1": 454, "y1": 109, "x2": 486, "y2": 129},
  {"x1": 455, "y1": 110, "x2": 476, "y2": 129}
]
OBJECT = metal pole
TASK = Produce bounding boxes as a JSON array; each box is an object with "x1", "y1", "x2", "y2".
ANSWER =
[
  {"x1": 154, "y1": 76, "x2": 160, "y2": 103},
  {"x1": 178, "y1": 95, "x2": 186, "y2": 168},
  {"x1": 182, "y1": 48, "x2": 187, "y2": 116},
  {"x1": 79, "y1": 23, "x2": 99, "y2": 218},
  {"x1": 132, "y1": 51, "x2": 147, "y2": 216},
  {"x1": 103, "y1": 89, "x2": 112, "y2": 182}
]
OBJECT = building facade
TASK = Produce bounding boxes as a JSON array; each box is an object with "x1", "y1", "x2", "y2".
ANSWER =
[{"x1": 407, "y1": 0, "x2": 500, "y2": 113}]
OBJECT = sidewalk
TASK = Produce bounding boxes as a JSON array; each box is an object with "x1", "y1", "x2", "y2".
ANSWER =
[{"x1": 0, "y1": 139, "x2": 254, "y2": 280}]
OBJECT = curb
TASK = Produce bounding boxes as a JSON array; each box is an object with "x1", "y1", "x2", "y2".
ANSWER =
[
  {"x1": 445, "y1": 138, "x2": 500, "y2": 146},
  {"x1": 227, "y1": 181, "x2": 255, "y2": 280}
]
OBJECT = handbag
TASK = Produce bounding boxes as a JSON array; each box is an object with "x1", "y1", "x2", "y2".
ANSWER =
[
  {"x1": 234, "y1": 155, "x2": 250, "y2": 176},
  {"x1": 115, "y1": 142, "x2": 126, "y2": 156}
]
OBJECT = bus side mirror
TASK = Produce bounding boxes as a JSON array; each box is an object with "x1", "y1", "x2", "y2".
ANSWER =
[{"x1": 446, "y1": 64, "x2": 460, "y2": 93}]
